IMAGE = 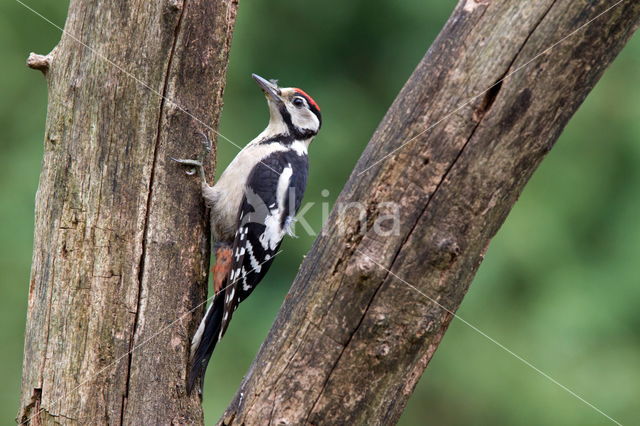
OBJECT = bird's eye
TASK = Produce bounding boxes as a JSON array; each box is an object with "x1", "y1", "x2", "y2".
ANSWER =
[{"x1": 292, "y1": 97, "x2": 306, "y2": 107}]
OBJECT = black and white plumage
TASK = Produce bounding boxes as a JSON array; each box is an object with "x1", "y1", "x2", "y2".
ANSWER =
[
  {"x1": 174, "y1": 74, "x2": 321, "y2": 394},
  {"x1": 219, "y1": 150, "x2": 308, "y2": 334}
]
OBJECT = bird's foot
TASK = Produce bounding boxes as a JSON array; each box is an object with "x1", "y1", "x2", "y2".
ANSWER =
[
  {"x1": 171, "y1": 131, "x2": 212, "y2": 181},
  {"x1": 197, "y1": 131, "x2": 212, "y2": 153},
  {"x1": 171, "y1": 157, "x2": 206, "y2": 181}
]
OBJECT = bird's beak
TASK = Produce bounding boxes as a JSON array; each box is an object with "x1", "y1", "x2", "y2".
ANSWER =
[{"x1": 252, "y1": 73, "x2": 282, "y2": 104}]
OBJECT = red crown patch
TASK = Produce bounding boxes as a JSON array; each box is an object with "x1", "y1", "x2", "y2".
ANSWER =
[{"x1": 293, "y1": 88, "x2": 320, "y2": 111}]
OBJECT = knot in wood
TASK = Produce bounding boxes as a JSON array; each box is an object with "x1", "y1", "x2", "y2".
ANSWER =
[
  {"x1": 427, "y1": 238, "x2": 461, "y2": 270},
  {"x1": 373, "y1": 312, "x2": 387, "y2": 327},
  {"x1": 47, "y1": 132, "x2": 59, "y2": 145},
  {"x1": 376, "y1": 343, "x2": 390, "y2": 358},
  {"x1": 344, "y1": 252, "x2": 377, "y2": 286},
  {"x1": 166, "y1": 0, "x2": 183, "y2": 12},
  {"x1": 463, "y1": 0, "x2": 489, "y2": 13}
]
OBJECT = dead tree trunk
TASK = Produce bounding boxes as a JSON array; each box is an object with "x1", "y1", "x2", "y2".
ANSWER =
[
  {"x1": 219, "y1": 1, "x2": 640, "y2": 424},
  {"x1": 18, "y1": 0, "x2": 237, "y2": 424}
]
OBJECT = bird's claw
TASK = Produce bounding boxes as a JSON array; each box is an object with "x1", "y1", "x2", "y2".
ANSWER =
[
  {"x1": 197, "y1": 131, "x2": 212, "y2": 153},
  {"x1": 170, "y1": 157, "x2": 205, "y2": 178},
  {"x1": 171, "y1": 130, "x2": 212, "y2": 182},
  {"x1": 170, "y1": 157, "x2": 203, "y2": 167}
]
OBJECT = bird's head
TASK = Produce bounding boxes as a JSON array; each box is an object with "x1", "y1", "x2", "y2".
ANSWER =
[{"x1": 252, "y1": 73, "x2": 322, "y2": 141}]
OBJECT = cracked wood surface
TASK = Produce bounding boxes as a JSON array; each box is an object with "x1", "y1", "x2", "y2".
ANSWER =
[
  {"x1": 18, "y1": 0, "x2": 237, "y2": 424},
  {"x1": 219, "y1": 1, "x2": 640, "y2": 424}
]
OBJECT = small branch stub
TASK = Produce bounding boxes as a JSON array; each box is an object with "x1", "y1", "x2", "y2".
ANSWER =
[{"x1": 26, "y1": 52, "x2": 51, "y2": 73}]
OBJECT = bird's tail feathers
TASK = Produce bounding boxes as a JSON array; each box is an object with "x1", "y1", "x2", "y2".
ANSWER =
[{"x1": 187, "y1": 293, "x2": 225, "y2": 394}]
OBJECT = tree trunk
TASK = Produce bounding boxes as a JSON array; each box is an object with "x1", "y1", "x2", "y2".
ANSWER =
[
  {"x1": 18, "y1": 0, "x2": 237, "y2": 424},
  {"x1": 219, "y1": 1, "x2": 640, "y2": 424}
]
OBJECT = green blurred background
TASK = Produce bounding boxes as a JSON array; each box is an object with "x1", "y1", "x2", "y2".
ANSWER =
[{"x1": 2, "y1": 0, "x2": 639, "y2": 424}]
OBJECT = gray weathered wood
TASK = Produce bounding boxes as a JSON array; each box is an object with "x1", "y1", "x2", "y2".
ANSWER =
[
  {"x1": 219, "y1": 1, "x2": 640, "y2": 424},
  {"x1": 18, "y1": 0, "x2": 237, "y2": 424}
]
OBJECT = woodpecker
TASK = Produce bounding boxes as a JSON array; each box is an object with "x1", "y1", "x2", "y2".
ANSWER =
[{"x1": 173, "y1": 74, "x2": 321, "y2": 394}]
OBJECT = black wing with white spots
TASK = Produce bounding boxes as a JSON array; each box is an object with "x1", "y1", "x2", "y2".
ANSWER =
[{"x1": 218, "y1": 149, "x2": 308, "y2": 339}]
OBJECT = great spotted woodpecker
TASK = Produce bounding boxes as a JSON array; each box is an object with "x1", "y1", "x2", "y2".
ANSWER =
[{"x1": 173, "y1": 74, "x2": 321, "y2": 393}]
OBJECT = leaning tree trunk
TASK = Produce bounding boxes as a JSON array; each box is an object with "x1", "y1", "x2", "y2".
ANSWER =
[
  {"x1": 18, "y1": 0, "x2": 237, "y2": 424},
  {"x1": 219, "y1": 1, "x2": 640, "y2": 424}
]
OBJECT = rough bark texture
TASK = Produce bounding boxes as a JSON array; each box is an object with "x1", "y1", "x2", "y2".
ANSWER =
[
  {"x1": 219, "y1": 1, "x2": 640, "y2": 424},
  {"x1": 18, "y1": 0, "x2": 238, "y2": 424}
]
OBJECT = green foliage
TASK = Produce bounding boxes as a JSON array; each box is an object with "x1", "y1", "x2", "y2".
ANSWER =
[{"x1": 1, "y1": 0, "x2": 638, "y2": 424}]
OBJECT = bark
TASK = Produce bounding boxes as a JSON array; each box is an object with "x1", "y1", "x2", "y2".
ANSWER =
[
  {"x1": 18, "y1": 0, "x2": 237, "y2": 424},
  {"x1": 219, "y1": 1, "x2": 640, "y2": 425}
]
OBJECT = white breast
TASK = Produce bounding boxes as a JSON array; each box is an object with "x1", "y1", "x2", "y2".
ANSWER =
[{"x1": 206, "y1": 141, "x2": 291, "y2": 242}]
